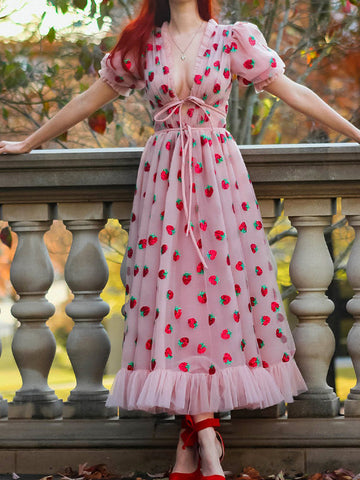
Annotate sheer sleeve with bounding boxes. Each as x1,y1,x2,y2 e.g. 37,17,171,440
230,22,285,93
99,50,145,97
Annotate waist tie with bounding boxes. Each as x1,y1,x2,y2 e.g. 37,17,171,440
154,96,225,269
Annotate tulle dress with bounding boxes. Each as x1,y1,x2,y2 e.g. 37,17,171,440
99,19,307,414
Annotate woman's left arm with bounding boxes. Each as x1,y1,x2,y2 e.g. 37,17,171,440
264,75,360,143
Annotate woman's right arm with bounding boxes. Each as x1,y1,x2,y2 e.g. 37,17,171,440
0,78,118,154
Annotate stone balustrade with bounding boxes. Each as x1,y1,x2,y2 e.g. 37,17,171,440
0,143,360,474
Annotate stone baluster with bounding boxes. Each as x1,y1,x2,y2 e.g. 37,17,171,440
0,329,8,417
59,203,116,418
285,199,339,417
2,204,62,419
342,200,360,416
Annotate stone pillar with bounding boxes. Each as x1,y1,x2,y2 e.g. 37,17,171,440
285,199,339,417
0,329,8,417
342,200,360,416
59,203,116,418
2,204,62,419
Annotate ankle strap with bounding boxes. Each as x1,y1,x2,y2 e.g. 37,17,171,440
180,416,220,449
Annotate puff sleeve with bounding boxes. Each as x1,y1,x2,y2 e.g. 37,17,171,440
99,50,145,97
230,22,285,93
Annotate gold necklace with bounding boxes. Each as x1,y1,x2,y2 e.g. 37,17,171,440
168,22,205,61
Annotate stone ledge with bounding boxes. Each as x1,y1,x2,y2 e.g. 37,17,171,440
0,417,359,448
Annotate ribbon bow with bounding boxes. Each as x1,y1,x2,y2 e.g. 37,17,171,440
154,96,225,268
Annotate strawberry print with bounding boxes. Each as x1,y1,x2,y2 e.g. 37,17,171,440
221,329,232,339
223,353,232,365
148,234,158,245
178,337,189,348
239,222,247,233
158,269,168,279
220,295,231,305
282,352,290,363
205,185,214,197
215,230,225,240
244,59,255,69
198,343,207,354
103,22,305,413
209,275,219,285
198,291,207,304
249,357,260,367
179,362,190,372
271,302,280,312
140,306,150,317
200,220,207,231
188,318,198,329
165,347,173,359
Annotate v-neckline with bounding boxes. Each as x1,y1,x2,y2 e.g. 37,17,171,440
161,19,215,101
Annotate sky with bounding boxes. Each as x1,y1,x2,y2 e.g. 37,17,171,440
0,0,108,40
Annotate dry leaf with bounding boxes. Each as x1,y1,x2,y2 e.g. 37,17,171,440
309,474,323,480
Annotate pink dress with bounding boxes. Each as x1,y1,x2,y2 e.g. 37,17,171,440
100,19,307,414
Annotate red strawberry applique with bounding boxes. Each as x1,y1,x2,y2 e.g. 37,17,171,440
179,362,190,372
198,291,207,304
205,185,214,197
176,199,184,211
130,296,136,309
255,266,263,276
209,364,216,375
270,57,277,68
257,338,264,349
182,273,192,285
261,285,268,296
251,243,258,253
271,301,280,312
214,60,220,70
239,222,247,233
223,68,230,79
220,294,231,305
148,71,154,81
173,250,181,261
254,220,263,230
165,347,173,358
261,315,271,326
213,83,221,94
276,328,283,338
249,357,260,367
233,310,240,322
188,318,198,329
221,179,229,189
243,59,255,69
174,306,182,319
161,84,168,94
194,75,203,85
178,337,189,348
165,324,173,334
166,225,176,235
127,362,134,371
167,290,174,300
163,65,169,74
235,261,244,271
235,284,241,296
140,306,150,317
161,244,168,254
161,169,169,180
138,238,147,249
223,353,232,364
158,269,168,279
215,153,223,163
197,262,204,274
151,358,156,370
146,339,152,350
249,36,256,46
197,343,207,354
209,275,219,285
208,314,215,325
148,234,158,246
200,220,207,231
215,230,225,241
282,352,290,363
221,329,232,339
262,361,269,368
134,265,139,276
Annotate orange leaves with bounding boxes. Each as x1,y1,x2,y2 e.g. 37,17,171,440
88,110,107,135
60,462,115,479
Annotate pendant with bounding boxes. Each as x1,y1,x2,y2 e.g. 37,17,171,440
181,54,186,61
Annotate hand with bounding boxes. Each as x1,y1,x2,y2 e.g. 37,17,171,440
0,140,31,155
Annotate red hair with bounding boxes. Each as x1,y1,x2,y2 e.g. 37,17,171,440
109,0,217,75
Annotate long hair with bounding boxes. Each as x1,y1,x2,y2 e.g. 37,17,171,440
109,0,217,75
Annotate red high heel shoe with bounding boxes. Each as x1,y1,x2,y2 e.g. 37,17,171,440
193,417,225,480
169,415,202,480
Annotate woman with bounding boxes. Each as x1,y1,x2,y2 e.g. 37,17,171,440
1,0,359,478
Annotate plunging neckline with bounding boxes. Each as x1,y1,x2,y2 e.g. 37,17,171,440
161,19,216,102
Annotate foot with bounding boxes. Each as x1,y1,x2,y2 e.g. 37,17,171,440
197,427,224,478
172,428,199,474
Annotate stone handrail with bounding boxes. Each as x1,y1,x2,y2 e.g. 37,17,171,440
0,142,360,422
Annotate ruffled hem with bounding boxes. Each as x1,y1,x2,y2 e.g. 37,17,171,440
106,360,307,415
